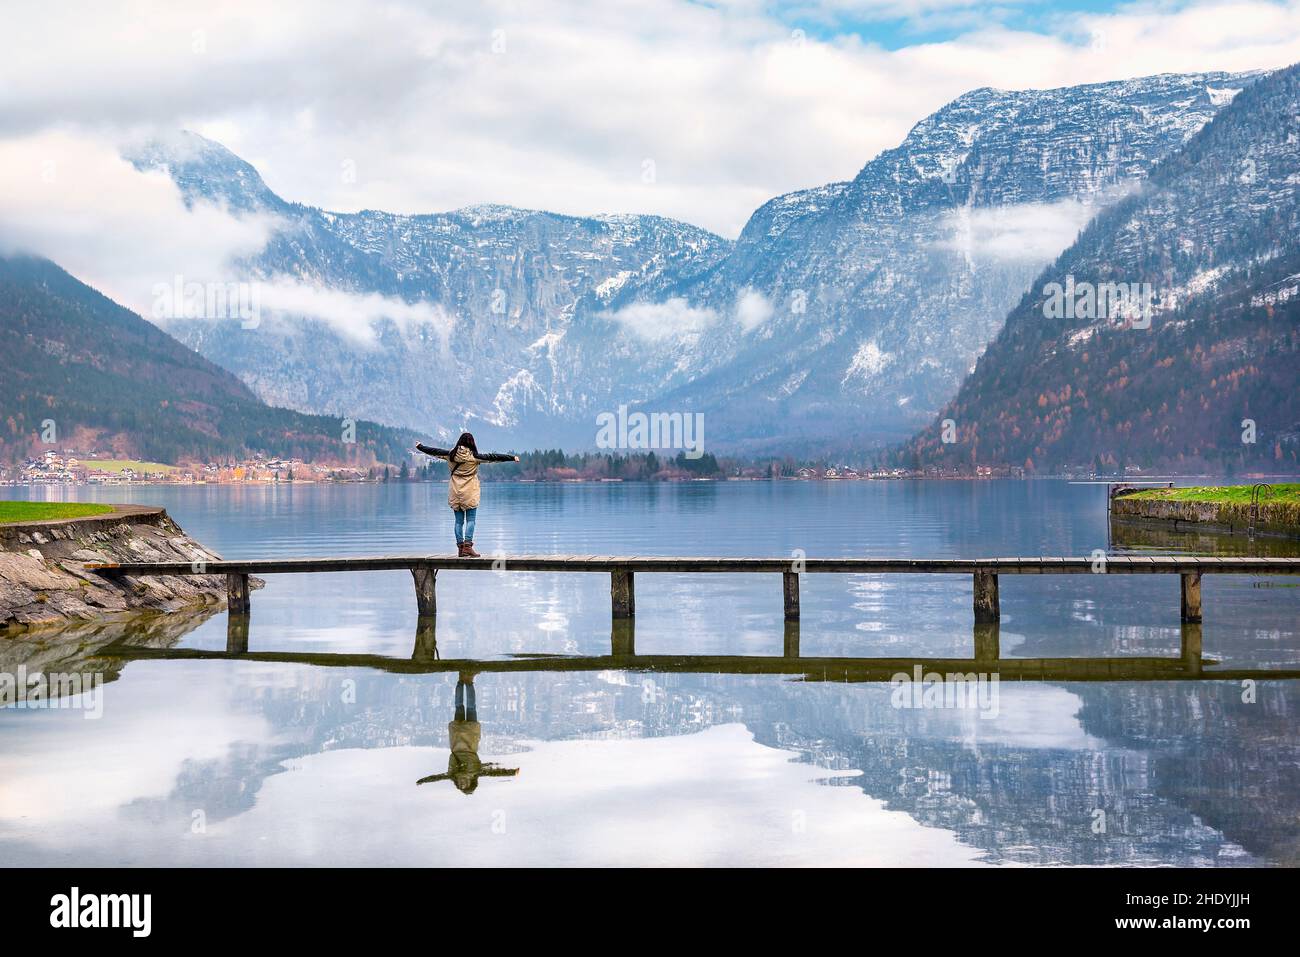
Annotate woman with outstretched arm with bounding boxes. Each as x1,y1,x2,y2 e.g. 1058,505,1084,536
416,672,520,795
415,432,519,557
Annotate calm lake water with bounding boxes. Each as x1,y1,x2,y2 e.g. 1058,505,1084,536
2,480,1297,866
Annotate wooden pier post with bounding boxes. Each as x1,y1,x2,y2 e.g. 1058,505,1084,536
783,621,801,658
611,568,635,619
782,571,800,621
1180,622,1203,675
1180,571,1202,623
412,616,438,662
973,570,1000,623
411,565,437,618
226,614,249,654
611,618,635,657
973,622,1000,662
227,573,251,615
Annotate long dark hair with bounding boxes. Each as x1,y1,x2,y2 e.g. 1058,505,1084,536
450,431,479,460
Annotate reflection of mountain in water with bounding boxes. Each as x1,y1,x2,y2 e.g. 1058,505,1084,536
799,689,1284,866
720,676,1285,866
1075,683,1298,865
101,634,1296,865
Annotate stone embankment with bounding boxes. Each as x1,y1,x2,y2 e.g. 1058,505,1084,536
1110,491,1300,539
1,505,242,632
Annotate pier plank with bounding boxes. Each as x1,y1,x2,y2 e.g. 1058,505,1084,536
86,554,1300,575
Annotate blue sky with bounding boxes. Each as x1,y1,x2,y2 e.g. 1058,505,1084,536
763,0,1144,48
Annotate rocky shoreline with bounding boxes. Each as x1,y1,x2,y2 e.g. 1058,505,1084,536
0,505,241,633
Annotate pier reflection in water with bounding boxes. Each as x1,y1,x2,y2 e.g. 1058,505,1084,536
104,612,1294,685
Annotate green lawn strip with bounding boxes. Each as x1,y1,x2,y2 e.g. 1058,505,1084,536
0,501,116,525
1125,484,1300,504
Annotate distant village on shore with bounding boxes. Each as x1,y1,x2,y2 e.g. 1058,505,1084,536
3,450,368,486
9,446,1296,486
2,446,1117,486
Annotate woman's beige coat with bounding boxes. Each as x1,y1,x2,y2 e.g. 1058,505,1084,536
447,445,484,510
415,442,515,510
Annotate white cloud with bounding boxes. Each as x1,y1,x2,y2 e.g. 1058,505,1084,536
0,129,277,311
0,1,1296,238
735,287,775,331
256,280,456,348
602,297,719,341
605,287,770,343
934,196,1109,263
0,129,453,346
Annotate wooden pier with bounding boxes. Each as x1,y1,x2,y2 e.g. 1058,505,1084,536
87,554,1300,627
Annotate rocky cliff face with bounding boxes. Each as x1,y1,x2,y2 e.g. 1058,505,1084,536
903,63,1300,472
0,506,235,631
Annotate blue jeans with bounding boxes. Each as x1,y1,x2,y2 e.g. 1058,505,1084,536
454,507,477,543
455,679,477,722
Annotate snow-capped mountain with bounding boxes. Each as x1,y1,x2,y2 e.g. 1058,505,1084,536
135,70,1262,452
554,70,1264,452
134,131,729,444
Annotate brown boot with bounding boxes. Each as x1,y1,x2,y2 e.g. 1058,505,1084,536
463,540,481,558
456,540,468,557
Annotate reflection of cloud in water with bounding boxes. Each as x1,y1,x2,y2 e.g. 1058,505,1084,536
994,628,1028,656
849,577,893,593
530,592,570,635
849,576,890,634
219,725,988,867
1070,598,1099,623
954,686,1104,751
0,662,271,826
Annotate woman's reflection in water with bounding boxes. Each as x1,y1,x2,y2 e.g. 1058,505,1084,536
417,672,519,795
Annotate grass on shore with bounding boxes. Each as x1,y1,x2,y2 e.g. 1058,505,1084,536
0,501,116,524
81,459,178,474
1125,484,1300,504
